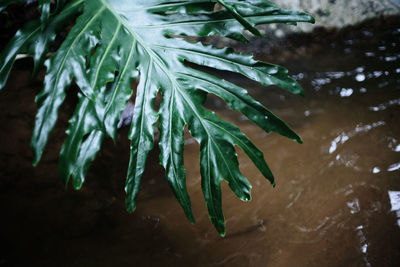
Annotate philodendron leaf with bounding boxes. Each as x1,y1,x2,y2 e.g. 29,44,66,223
0,0,314,236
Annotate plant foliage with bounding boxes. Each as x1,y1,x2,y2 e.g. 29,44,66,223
0,0,314,236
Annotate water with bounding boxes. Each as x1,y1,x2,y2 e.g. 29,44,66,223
0,25,399,266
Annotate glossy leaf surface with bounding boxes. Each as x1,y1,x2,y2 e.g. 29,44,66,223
0,0,314,236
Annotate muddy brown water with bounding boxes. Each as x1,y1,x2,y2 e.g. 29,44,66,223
1,25,400,267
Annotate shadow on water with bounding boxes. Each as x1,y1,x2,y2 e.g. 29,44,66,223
1,20,400,267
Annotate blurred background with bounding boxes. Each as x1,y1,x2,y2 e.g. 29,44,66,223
0,1,400,266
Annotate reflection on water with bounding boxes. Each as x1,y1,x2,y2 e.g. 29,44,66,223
388,163,400,172
388,191,400,227
369,98,400,111
328,121,386,154
1,24,400,267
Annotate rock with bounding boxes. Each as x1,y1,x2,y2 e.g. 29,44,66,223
266,0,400,34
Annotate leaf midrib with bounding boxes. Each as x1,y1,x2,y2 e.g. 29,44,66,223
206,140,219,223
90,21,122,98
103,39,136,117
63,98,91,179
74,131,98,170
72,130,103,184
177,72,260,112
167,93,187,210
2,26,39,69
131,58,153,179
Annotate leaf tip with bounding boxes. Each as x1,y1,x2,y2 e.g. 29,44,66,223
240,193,252,202
126,199,137,214
244,197,251,202
30,138,44,167
215,220,226,237
183,206,196,224
126,206,136,214
32,154,42,167
72,181,83,191
291,133,303,144
188,215,196,224
309,15,316,24
297,136,304,144
216,220,226,237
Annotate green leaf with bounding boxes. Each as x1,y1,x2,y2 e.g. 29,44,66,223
32,0,83,75
0,20,40,90
31,0,102,165
0,0,83,89
217,0,263,37
0,0,314,236
39,0,52,26
178,69,302,143
59,94,104,189
125,58,159,213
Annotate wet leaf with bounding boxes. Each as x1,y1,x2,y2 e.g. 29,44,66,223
0,0,314,236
